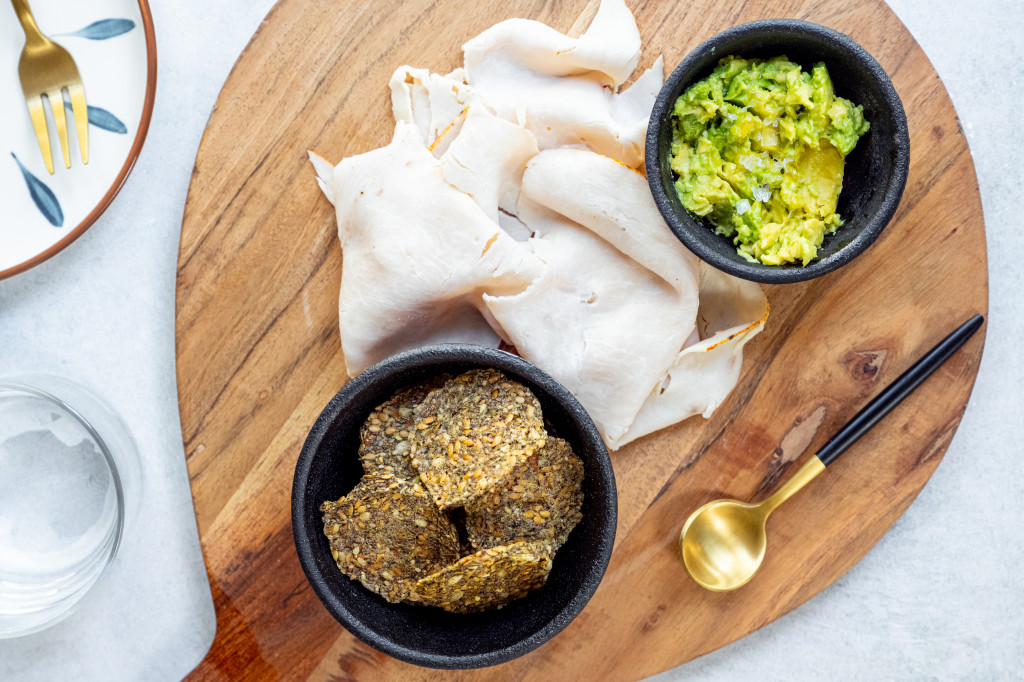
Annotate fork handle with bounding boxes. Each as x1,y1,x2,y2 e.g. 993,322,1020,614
10,0,48,45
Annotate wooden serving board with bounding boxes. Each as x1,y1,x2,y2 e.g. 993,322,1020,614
175,0,987,679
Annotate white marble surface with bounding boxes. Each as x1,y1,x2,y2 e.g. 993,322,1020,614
0,0,1021,679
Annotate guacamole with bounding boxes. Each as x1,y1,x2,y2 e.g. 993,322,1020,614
669,55,870,266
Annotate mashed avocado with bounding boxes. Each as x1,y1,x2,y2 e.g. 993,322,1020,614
670,55,870,266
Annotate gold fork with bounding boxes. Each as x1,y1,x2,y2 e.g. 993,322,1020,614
11,0,89,174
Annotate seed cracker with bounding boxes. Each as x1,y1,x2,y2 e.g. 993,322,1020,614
408,540,553,613
410,369,547,509
359,376,449,482
320,472,460,603
464,437,584,552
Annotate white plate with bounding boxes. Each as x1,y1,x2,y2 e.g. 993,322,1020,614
0,0,155,278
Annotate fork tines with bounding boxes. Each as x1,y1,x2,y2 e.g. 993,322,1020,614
27,84,89,175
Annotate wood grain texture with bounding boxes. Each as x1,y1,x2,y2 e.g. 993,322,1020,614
175,0,988,679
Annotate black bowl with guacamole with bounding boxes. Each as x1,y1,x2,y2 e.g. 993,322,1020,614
646,19,910,284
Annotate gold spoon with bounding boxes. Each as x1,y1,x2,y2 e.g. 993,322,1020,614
680,314,984,592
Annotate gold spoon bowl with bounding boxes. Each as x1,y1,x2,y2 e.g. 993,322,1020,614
680,458,824,591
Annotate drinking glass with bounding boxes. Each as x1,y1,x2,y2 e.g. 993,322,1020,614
0,375,139,638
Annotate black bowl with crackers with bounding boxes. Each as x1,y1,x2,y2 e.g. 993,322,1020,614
292,344,616,669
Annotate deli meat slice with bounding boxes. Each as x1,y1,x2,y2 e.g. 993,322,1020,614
520,148,700,295
388,66,479,157
504,148,766,449
462,0,657,168
314,122,544,377
485,198,694,447
439,105,539,226
618,263,769,448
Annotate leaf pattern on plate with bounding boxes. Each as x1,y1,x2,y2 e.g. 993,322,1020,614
11,153,64,228
60,18,136,40
64,102,128,134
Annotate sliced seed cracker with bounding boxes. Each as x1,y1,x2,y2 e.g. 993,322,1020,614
320,472,460,603
465,437,584,552
408,540,553,613
410,369,547,509
359,376,449,482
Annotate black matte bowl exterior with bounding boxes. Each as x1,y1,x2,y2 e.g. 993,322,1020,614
292,345,616,669
646,19,910,284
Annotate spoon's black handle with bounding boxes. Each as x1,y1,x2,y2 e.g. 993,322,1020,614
816,314,984,466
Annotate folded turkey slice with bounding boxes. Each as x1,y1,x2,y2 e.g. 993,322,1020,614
509,148,766,449
389,66,480,156
462,0,661,167
439,104,539,227
311,121,544,377
521,148,700,294
466,0,640,87
485,198,695,446
617,263,769,448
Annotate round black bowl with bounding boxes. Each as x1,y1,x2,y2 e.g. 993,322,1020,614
646,19,910,284
292,345,617,669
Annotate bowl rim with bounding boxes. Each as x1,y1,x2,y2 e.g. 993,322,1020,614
645,17,910,284
291,344,617,669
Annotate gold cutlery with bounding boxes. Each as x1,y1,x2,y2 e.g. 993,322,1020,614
11,0,89,174
680,314,984,591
